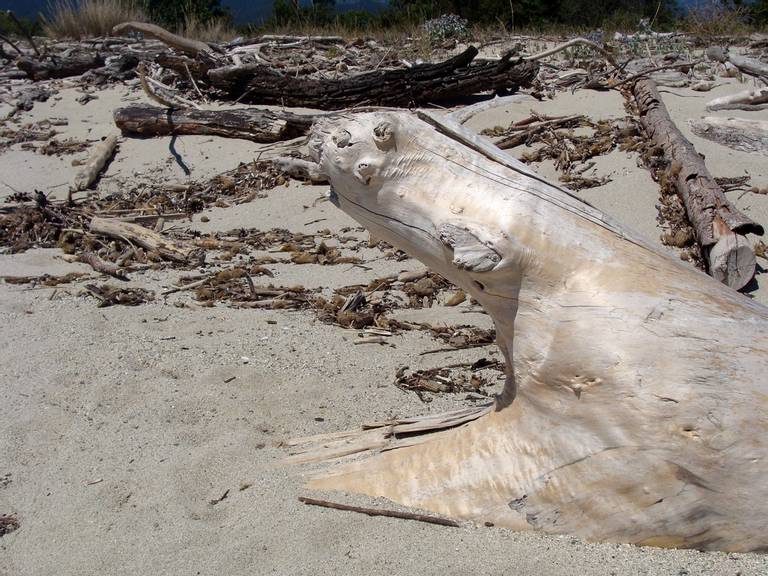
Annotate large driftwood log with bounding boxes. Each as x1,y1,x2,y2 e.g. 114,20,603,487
633,79,762,289
207,47,538,109
17,52,104,81
113,105,313,142
288,110,768,552
706,87,768,111
690,116,768,155
89,217,200,263
707,46,768,80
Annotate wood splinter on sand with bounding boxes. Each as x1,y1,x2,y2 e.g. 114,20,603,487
633,79,763,290
71,133,119,194
286,110,768,552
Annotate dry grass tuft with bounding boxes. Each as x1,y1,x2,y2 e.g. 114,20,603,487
178,13,237,43
682,0,751,37
43,0,145,39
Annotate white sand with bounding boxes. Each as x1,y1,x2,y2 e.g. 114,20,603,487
2,71,768,576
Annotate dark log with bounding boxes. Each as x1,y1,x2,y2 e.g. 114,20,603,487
17,52,105,81
207,47,538,110
113,105,314,142
633,79,763,289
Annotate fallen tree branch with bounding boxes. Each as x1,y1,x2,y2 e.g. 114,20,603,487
76,251,128,280
525,37,618,69
113,21,213,57
298,496,460,527
114,105,313,143
633,79,762,289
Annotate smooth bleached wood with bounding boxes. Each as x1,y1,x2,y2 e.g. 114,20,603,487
706,87,768,111
71,134,119,192
689,116,768,156
291,110,768,552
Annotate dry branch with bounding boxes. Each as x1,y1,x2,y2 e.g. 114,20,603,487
89,217,200,263
633,79,762,289
298,496,460,528
114,105,313,143
71,134,119,192
112,22,213,57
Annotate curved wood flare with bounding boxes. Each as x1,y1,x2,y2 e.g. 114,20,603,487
298,111,768,552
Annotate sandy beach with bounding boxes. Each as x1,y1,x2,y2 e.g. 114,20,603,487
3,44,768,575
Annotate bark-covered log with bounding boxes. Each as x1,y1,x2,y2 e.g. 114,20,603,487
114,105,314,142
690,116,768,155
17,52,104,81
633,79,762,288
207,47,538,110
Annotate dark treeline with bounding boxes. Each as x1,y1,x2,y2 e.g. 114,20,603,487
268,0,768,31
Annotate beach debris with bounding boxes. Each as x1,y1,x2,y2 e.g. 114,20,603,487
114,105,314,143
298,496,460,528
633,79,762,289
394,364,492,400
707,46,768,82
89,217,201,263
689,117,768,156
706,87,768,112
71,133,119,193
83,283,154,307
0,514,20,537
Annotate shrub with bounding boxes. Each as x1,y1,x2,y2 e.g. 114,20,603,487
43,0,145,39
421,14,470,43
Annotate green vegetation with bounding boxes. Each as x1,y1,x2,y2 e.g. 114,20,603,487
3,0,766,41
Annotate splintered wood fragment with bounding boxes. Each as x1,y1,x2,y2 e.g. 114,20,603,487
298,496,460,528
114,105,313,143
89,217,200,263
633,79,762,289
689,117,768,156
71,134,119,192
113,21,213,56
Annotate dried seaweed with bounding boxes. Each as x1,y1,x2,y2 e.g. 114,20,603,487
84,283,154,307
